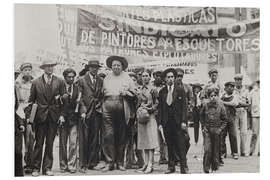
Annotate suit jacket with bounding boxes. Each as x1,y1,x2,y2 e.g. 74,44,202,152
27,75,65,124
77,73,103,119
61,83,80,126
157,84,187,127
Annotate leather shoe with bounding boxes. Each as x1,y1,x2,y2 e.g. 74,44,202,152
32,171,39,177
117,165,126,171
69,169,76,173
181,167,189,174
79,167,87,173
165,168,175,174
44,170,54,176
102,164,114,172
144,166,153,174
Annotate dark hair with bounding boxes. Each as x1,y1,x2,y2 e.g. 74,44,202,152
141,69,152,77
207,87,219,97
63,68,77,78
175,68,184,74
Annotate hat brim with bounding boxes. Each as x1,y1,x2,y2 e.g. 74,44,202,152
39,63,57,69
106,56,128,70
161,68,177,80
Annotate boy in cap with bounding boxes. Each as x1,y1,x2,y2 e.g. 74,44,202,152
15,62,34,174
220,82,239,160
200,87,227,173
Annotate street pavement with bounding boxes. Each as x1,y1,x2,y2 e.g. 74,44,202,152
25,127,259,176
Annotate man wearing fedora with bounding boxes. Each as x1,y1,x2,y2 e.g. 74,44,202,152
15,62,34,174
157,68,189,174
58,68,80,173
77,60,104,172
102,55,137,172
26,59,65,176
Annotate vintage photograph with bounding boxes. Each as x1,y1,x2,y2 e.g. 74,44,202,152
14,4,260,176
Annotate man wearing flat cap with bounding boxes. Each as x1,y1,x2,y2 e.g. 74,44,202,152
77,60,104,172
58,68,80,173
200,68,221,104
15,62,34,174
157,68,189,174
102,55,137,172
234,74,250,157
220,81,239,160
25,59,65,176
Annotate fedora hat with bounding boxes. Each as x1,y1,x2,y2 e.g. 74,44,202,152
39,59,57,69
161,68,177,80
87,60,102,68
106,56,128,70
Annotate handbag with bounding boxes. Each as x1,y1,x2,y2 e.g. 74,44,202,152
137,106,150,124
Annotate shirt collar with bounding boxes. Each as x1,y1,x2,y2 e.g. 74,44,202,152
167,84,174,91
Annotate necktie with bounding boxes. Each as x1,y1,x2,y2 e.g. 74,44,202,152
166,85,173,106
68,85,72,94
47,75,52,84
92,75,96,85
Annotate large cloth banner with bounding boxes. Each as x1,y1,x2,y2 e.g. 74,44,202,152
76,7,259,60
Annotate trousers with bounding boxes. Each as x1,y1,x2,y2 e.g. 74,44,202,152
235,109,248,154
250,117,260,154
32,115,58,172
59,124,78,171
220,119,238,156
78,112,101,168
102,97,127,166
203,127,220,172
24,124,35,169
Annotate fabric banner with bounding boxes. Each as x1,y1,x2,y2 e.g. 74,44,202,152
76,7,259,59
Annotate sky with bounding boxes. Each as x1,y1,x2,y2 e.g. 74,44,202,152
15,4,61,59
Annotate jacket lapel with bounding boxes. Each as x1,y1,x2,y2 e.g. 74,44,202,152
172,85,178,104
40,75,49,102
85,73,95,92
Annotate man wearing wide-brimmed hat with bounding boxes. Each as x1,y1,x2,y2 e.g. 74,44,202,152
25,59,66,176
77,59,104,173
102,55,137,172
157,68,189,174
234,73,250,157
15,62,35,174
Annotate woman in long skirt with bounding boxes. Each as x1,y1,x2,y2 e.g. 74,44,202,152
136,69,159,174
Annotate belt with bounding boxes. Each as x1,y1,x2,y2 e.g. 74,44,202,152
104,95,123,101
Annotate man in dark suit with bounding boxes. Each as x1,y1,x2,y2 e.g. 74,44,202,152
58,68,80,173
157,68,189,174
77,60,104,173
26,59,65,176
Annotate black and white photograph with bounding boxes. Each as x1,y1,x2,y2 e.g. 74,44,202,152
13,3,260,177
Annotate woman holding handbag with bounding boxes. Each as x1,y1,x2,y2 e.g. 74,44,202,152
136,69,159,174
